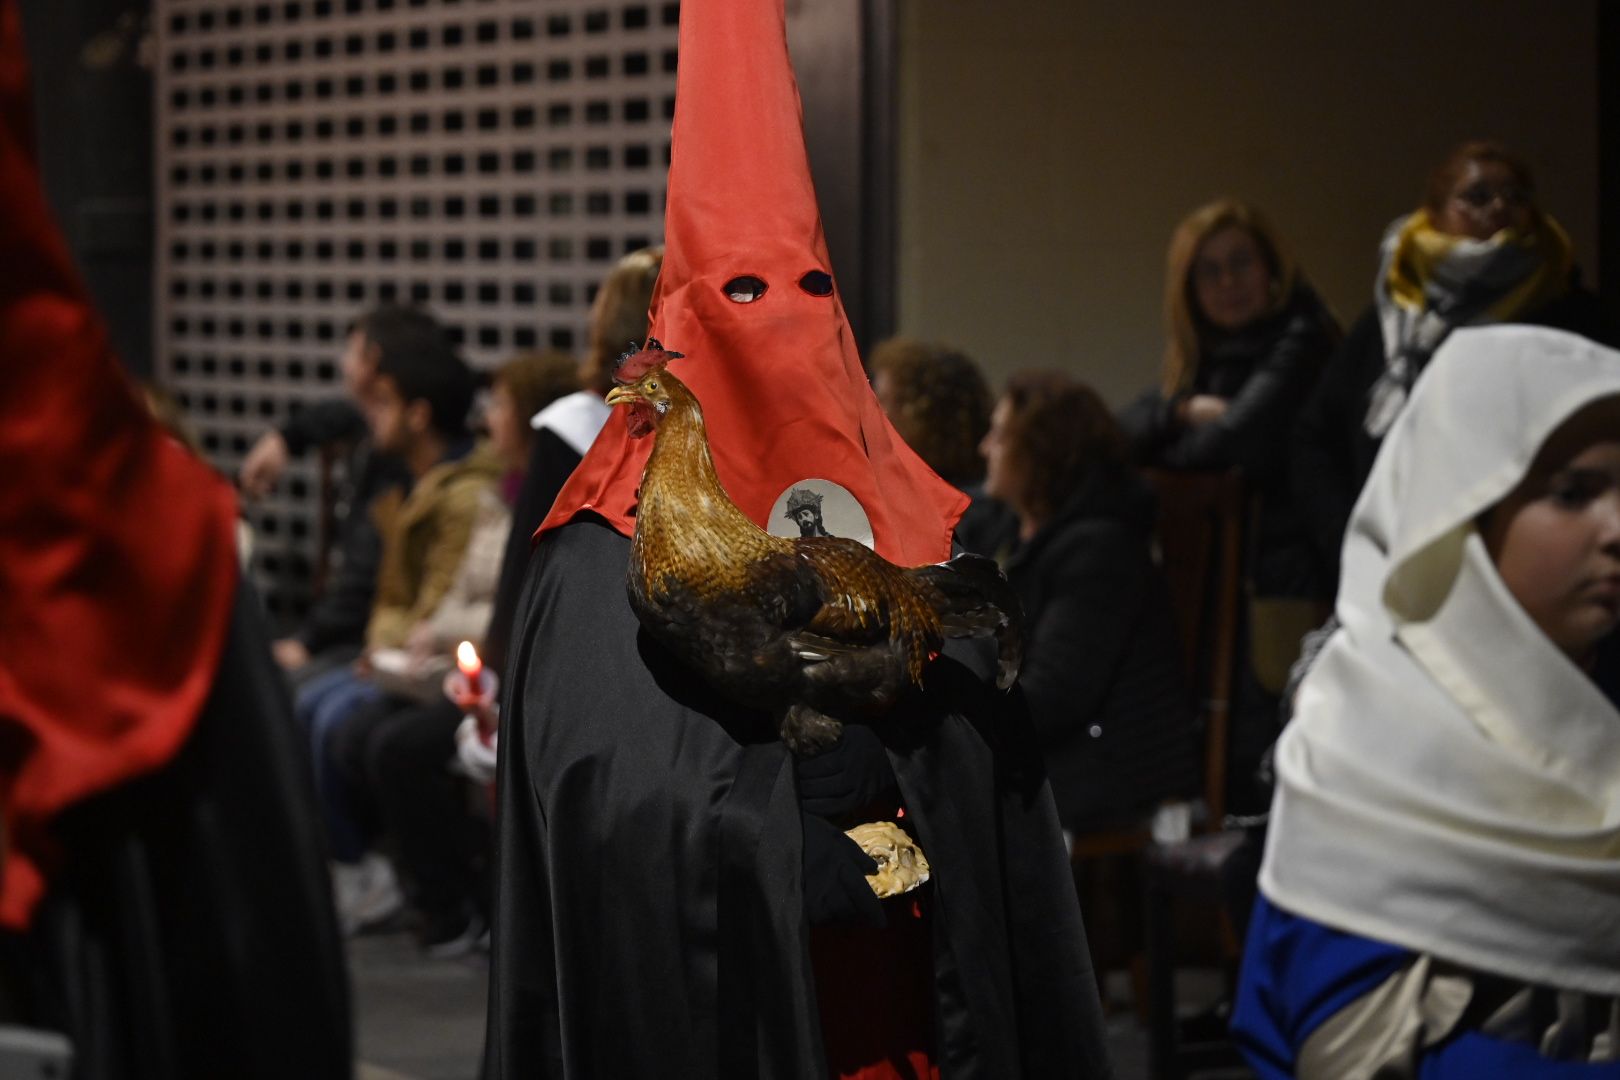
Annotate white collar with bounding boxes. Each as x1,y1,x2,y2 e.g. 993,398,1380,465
530,391,612,457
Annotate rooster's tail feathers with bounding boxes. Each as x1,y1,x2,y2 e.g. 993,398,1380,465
909,553,1024,690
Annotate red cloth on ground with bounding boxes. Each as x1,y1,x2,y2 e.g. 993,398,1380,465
537,0,965,569
0,0,239,928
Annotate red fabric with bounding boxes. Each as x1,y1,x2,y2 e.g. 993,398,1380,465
538,0,965,567
810,895,939,1080
0,0,239,929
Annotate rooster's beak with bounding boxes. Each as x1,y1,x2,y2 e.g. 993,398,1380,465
605,386,638,407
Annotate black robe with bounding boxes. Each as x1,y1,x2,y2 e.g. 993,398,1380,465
485,517,1112,1079
1,579,352,1079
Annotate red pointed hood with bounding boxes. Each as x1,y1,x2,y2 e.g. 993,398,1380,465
539,0,964,566
0,0,238,928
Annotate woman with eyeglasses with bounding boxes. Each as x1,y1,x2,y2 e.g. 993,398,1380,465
1293,140,1614,598
1120,199,1341,811
1122,200,1340,485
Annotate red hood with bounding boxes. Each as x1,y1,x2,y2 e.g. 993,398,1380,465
0,0,239,928
538,0,964,567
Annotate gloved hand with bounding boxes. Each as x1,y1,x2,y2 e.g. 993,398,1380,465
801,812,886,929
794,723,897,820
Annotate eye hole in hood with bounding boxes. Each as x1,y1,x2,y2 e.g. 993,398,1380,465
799,270,833,296
724,275,768,303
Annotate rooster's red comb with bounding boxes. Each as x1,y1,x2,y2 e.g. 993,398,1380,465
612,338,685,384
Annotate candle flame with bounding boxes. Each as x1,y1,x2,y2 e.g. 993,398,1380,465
457,640,480,670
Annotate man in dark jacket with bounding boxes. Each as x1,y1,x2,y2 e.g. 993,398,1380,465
239,311,413,679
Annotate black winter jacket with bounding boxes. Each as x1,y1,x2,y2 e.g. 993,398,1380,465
958,469,1198,832
278,399,410,653
1119,284,1338,597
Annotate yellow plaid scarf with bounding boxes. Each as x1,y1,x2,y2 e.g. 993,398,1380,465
1364,210,1575,436
1384,209,1573,323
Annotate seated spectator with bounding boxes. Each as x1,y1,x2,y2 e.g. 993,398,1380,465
867,337,1005,556
329,349,580,951
239,309,412,683
1293,140,1615,597
973,371,1197,833
1120,198,1340,810
293,309,494,930
1234,326,1620,1077
868,337,992,490
1120,197,1338,602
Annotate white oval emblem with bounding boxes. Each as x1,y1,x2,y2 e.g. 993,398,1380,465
767,479,874,550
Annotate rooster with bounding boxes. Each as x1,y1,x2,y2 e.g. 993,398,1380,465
604,340,1023,754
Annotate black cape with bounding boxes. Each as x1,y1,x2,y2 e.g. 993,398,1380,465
485,517,1112,1078
2,579,351,1079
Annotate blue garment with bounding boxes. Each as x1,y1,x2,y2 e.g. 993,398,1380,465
1233,894,1620,1078
295,665,383,863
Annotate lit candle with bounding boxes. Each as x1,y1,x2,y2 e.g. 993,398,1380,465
456,640,483,683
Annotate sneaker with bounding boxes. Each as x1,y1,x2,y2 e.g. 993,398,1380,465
422,908,487,961
338,853,405,936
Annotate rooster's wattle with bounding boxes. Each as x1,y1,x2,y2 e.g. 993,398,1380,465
604,341,1023,754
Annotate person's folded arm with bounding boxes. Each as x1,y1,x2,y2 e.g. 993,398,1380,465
279,398,367,456
1156,315,1330,474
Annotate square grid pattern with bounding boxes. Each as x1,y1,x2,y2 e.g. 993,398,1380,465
154,0,678,621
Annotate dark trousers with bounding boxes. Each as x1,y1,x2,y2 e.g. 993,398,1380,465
331,697,487,924
0,580,352,1079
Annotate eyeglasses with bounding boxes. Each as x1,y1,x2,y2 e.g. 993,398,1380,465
1453,182,1530,210
1192,248,1259,285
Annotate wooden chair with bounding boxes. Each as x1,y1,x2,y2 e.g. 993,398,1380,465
1142,468,1247,829
1136,469,1255,1078
1067,469,1247,1014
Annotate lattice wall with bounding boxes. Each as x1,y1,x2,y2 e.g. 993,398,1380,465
154,0,677,623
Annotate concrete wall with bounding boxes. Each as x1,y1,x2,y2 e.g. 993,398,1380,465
895,2,1599,403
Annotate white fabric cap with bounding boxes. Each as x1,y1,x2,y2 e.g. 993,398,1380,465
1261,325,1620,995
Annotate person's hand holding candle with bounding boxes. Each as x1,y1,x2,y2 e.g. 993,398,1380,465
444,639,497,712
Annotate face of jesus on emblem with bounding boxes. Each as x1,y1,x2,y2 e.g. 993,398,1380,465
767,479,874,549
